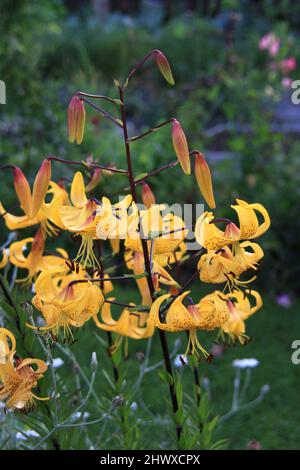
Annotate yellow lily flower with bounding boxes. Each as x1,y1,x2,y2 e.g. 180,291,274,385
150,291,229,358
9,229,69,286
195,199,270,251
58,172,132,267
0,328,48,411
125,203,188,267
94,298,154,352
221,289,263,343
31,269,104,338
198,241,264,287
0,249,8,269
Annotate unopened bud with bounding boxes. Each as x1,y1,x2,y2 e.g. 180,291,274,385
31,159,52,217
23,301,34,318
112,394,125,408
154,50,174,86
13,167,32,217
224,222,241,241
85,168,102,192
152,273,159,291
142,182,156,209
172,119,191,175
90,352,98,373
194,152,216,209
68,95,86,144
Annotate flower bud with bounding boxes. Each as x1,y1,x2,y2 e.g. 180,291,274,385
90,351,98,373
224,222,241,241
142,182,156,209
31,159,52,217
85,168,102,192
68,95,86,144
172,119,191,175
154,50,175,86
194,152,216,209
13,167,32,217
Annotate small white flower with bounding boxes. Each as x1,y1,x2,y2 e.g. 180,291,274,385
261,384,270,395
232,358,260,369
71,411,90,421
16,429,40,441
130,401,138,412
174,354,188,368
52,358,64,369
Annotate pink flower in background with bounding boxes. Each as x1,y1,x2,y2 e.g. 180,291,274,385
259,32,280,57
276,293,292,308
281,77,293,89
280,57,296,74
247,440,262,450
211,343,225,358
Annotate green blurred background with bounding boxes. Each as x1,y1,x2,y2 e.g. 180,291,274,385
1,0,300,449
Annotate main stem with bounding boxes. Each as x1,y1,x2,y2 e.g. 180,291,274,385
118,86,181,441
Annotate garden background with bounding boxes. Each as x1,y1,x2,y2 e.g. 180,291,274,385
0,0,300,450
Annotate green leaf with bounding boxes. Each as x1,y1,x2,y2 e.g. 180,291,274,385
158,369,174,386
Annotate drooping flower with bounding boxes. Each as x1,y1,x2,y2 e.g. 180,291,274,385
198,241,264,287
94,298,154,353
150,291,229,358
30,269,104,338
195,199,270,251
68,95,86,144
154,50,175,86
221,289,263,343
56,171,132,267
0,328,48,411
172,119,191,175
194,152,216,209
9,228,69,286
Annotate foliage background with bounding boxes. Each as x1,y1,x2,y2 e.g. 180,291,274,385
0,0,300,450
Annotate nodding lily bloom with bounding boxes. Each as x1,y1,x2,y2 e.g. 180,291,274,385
57,172,132,267
150,291,229,359
0,249,8,269
125,204,188,267
195,199,270,251
0,328,48,411
198,241,264,287
94,298,154,353
221,289,263,344
30,269,104,338
125,251,180,306
9,229,69,286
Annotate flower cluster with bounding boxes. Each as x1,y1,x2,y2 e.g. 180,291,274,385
0,50,270,417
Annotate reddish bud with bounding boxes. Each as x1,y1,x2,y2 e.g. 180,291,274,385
154,50,175,86
152,273,159,291
187,304,201,320
172,119,191,175
142,182,156,209
194,152,216,209
85,168,102,192
224,222,241,241
169,286,180,296
68,95,86,144
31,159,51,217
13,167,32,217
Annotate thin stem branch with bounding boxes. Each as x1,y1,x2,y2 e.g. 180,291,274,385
128,118,174,143
77,91,118,106
118,85,182,443
81,97,123,128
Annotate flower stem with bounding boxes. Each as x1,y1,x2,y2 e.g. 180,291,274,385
117,85,181,442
